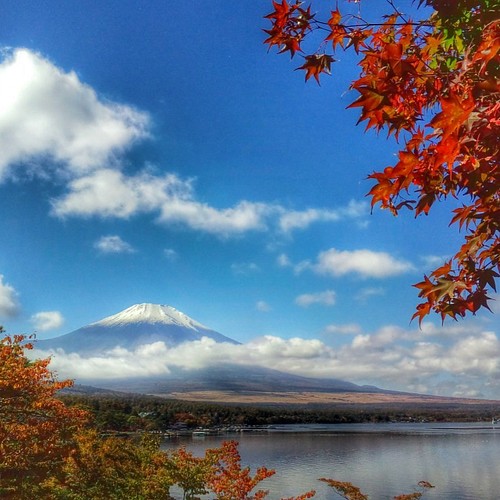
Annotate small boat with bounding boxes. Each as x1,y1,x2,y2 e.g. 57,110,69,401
192,430,207,436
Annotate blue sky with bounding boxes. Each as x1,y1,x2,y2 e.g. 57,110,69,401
1,1,499,398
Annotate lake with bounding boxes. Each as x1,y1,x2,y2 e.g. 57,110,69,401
161,422,500,499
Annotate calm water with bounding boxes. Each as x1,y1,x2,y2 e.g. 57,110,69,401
161,422,500,499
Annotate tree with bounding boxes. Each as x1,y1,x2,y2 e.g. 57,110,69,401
206,440,276,499
165,446,214,499
48,431,173,499
264,0,499,323
0,330,89,498
206,440,316,500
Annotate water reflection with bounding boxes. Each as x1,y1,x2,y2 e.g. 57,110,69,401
161,423,500,499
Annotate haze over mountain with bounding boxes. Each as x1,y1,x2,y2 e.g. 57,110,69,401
35,303,385,395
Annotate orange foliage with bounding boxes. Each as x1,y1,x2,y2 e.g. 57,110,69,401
167,445,214,498
207,440,316,499
48,431,172,499
206,440,276,499
0,330,89,497
264,0,499,323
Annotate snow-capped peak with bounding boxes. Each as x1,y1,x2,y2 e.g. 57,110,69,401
91,303,208,331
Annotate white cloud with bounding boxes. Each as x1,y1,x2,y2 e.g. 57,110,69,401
52,167,369,237
163,248,178,261
256,300,271,312
278,200,368,233
36,342,173,379
445,332,500,374
31,311,64,331
300,248,414,278
0,49,148,181
419,320,478,339
33,322,500,398
52,168,273,236
52,169,177,219
324,323,362,335
247,335,326,360
295,290,336,307
279,208,340,232
94,235,135,254
159,198,272,235
0,275,20,318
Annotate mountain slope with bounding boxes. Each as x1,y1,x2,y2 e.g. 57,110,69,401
94,364,380,395
36,303,239,355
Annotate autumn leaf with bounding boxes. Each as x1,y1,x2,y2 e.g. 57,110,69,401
345,29,372,53
326,9,348,49
472,20,500,74
430,92,475,140
264,0,292,28
411,301,432,326
296,54,335,83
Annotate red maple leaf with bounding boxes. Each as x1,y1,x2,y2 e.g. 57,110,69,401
296,54,335,83
430,91,475,140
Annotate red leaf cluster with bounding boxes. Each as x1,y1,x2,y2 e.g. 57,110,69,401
265,0,500,322
264,1,315,58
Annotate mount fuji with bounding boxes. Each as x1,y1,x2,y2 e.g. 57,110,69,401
36,303,239,355
36,303,386,396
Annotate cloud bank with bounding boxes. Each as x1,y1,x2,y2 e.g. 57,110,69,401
52,168,369,237
34,320,500,399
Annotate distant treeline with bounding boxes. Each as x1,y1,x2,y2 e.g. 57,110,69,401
60,393,500,432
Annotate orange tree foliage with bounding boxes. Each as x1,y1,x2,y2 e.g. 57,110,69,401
170,440,315,499
206,440,277,499
0,330,89,498
46,431,173,499
264,0,499,323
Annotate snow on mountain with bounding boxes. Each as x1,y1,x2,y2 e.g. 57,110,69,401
36,303,239,355
93,303,209,330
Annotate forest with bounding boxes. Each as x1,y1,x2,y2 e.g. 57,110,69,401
60,392,500,433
